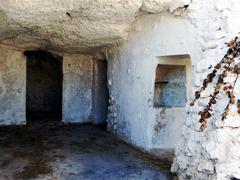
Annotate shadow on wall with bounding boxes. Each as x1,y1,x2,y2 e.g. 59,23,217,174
92,60,109,125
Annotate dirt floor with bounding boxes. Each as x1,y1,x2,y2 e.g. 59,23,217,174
0,118,176,180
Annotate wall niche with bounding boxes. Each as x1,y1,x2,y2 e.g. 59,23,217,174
153,55,191,108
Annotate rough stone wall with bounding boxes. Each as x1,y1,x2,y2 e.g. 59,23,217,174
172,0,240,179
62,54,94,123
0,45,26,125
92,60,109,124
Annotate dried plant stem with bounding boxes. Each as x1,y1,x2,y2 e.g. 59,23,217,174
191,37,240,131
232,74,239,90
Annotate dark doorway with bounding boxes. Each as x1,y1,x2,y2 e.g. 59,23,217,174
25,50,63,124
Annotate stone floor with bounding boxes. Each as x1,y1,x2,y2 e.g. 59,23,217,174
0,118,175,180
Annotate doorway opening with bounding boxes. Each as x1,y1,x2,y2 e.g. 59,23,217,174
25,50,63,124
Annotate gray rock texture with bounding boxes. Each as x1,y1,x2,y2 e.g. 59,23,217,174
0,0,190,53
62,54,93,123
0,45,26,125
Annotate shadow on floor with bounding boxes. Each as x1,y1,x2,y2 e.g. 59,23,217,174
0,121,176,180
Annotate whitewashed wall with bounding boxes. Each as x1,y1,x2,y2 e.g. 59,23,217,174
107,15,199,151
0,45,26,125
108,1,240,178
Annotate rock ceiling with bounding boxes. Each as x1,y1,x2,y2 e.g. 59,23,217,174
0,0,190,53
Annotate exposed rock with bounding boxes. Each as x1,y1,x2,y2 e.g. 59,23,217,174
0,0,190,54
141,0,191,13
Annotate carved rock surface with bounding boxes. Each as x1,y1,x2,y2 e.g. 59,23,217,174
0,0,189,53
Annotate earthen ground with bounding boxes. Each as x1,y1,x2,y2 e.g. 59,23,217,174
0,117,175,180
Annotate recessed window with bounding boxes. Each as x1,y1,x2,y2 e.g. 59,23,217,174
153,64,187,107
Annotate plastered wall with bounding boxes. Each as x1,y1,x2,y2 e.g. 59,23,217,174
107,15,196,155
0,45,26,125
62,54,94,123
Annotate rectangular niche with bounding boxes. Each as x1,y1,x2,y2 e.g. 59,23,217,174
153,55,191,108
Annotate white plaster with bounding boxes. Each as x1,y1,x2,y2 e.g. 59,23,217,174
107,15,197,151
